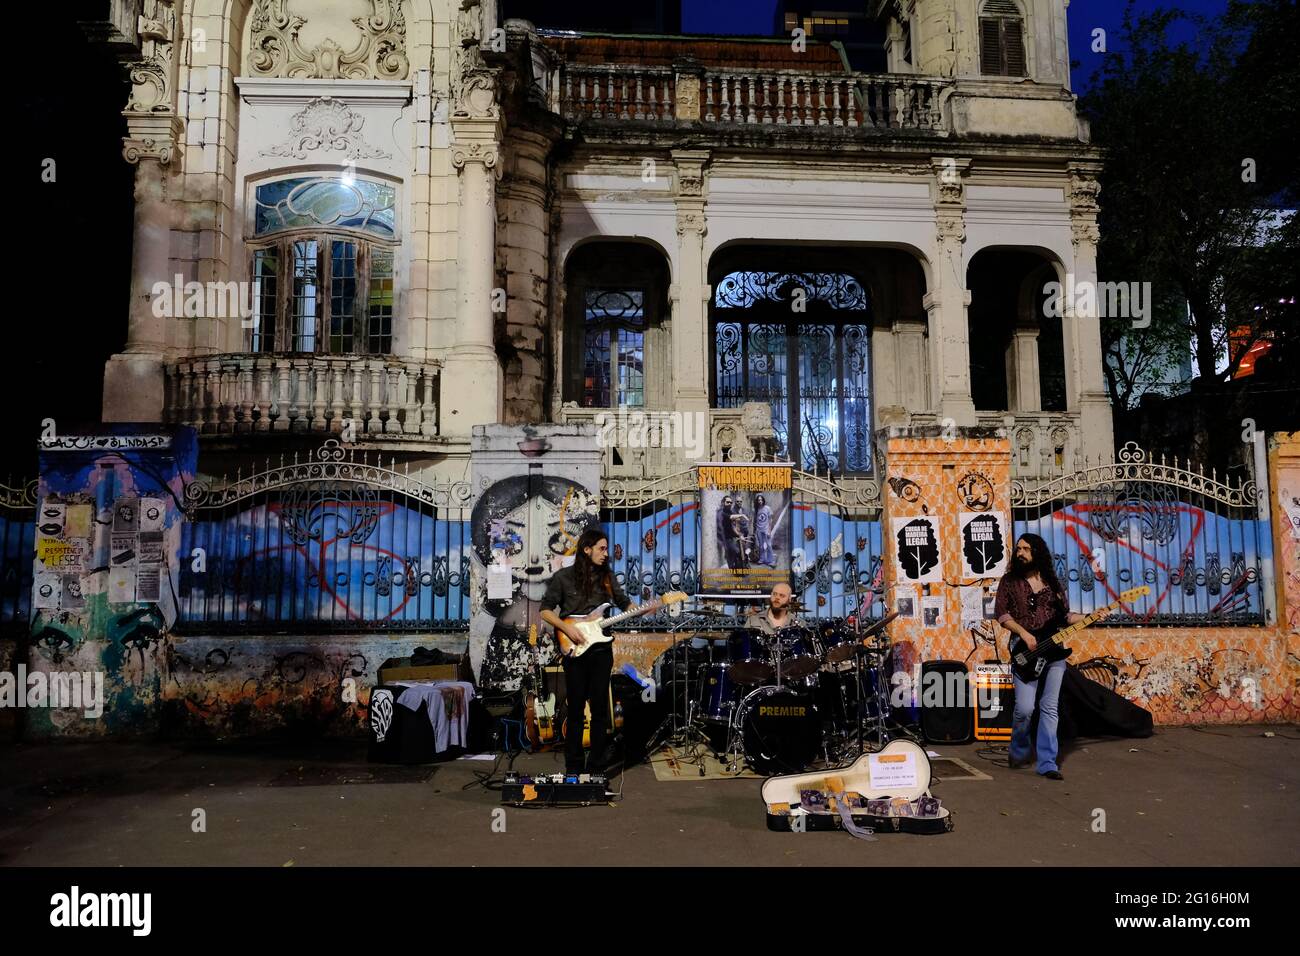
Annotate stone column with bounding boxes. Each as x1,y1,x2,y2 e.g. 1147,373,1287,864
102,3,184,423
1006,326,1042,412
441,120,505,434
498,127,557,424
1065,162,1113,462
926,157,975,425
672,150,710,413
893,317,929,414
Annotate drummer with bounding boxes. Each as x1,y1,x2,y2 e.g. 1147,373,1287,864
747,581,800,635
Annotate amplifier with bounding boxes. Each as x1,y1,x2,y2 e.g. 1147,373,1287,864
974,663,1014,741
502,772,609,807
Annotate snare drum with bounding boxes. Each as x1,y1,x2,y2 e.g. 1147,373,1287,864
769,625,822,680
726,628,773,685
736,684,821,775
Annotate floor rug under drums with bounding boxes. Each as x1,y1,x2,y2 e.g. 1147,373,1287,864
649,747,762,781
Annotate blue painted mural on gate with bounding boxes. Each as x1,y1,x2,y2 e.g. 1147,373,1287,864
177,501,472,630
1015,502,1272,624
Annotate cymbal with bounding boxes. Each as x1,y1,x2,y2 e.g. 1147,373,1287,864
858,609,901,639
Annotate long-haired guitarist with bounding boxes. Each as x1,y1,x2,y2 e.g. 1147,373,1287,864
994,533,1084,781
539,527,631,775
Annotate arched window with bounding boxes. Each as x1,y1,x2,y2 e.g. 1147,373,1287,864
979,0,1027,77
712,270,872,473
247,175,398,355
564,243,670,408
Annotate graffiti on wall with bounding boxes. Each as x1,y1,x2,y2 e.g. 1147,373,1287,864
28,426,197,735
468,473,601,690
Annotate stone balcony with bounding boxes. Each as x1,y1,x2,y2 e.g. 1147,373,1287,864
556,402,776,479
164,354,441,439
974,410,1087,481
555,64,952,133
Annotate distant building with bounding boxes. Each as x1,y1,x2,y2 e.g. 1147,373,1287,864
501,0,682,34
775,2,888,71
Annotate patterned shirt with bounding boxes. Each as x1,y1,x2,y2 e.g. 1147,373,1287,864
994,576,1069,634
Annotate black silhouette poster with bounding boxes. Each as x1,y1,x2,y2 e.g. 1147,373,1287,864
892,516,942,584
959,511,1008,579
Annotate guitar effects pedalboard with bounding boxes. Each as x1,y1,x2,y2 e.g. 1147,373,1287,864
501,772,610,806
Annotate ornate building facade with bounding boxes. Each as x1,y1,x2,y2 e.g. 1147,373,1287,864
92,0,1111,485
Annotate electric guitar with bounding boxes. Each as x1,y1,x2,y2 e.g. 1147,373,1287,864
1009,586,1150,681
556,591,689,659
524,623,556,747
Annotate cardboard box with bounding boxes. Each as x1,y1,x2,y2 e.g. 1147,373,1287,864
378,654,472,685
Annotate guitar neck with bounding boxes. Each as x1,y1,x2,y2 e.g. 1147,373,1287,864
1041,600,1124,646
601,600,662,629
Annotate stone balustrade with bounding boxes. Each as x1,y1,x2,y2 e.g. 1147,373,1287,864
164,354,441,437
558,64,951,132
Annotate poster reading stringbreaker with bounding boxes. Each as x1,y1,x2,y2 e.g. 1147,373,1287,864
698,463,793,595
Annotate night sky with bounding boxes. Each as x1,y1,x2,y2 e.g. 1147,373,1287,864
681,0,1234,94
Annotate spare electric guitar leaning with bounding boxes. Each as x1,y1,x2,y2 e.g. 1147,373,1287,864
556,591,689,659
524,623,556,747
1009,585,1150,682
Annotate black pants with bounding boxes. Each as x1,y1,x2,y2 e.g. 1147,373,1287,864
562,643,612,773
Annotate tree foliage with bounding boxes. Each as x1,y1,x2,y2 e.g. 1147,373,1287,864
1082,0,1298,408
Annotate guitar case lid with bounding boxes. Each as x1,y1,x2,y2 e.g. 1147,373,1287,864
760,739,952,834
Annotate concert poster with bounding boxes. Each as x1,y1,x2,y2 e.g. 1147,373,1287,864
697,463,793,596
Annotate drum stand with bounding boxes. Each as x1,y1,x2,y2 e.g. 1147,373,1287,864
831,615,923,763
645,612,718,768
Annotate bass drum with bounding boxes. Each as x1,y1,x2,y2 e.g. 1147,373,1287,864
736,685,821,776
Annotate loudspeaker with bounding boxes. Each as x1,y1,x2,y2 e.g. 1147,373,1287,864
919,660,973,744
973,663,1014,742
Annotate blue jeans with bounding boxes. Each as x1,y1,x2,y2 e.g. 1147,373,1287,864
1011,659,1066,773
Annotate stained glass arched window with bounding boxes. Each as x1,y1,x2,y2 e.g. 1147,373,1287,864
247,176,397,355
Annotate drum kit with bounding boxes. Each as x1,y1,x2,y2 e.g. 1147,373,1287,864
650,604,912,775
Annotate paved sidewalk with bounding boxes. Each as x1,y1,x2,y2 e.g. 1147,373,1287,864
1,726,1295,866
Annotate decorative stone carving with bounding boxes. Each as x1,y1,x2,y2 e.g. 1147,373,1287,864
248,0,409,81
451,142,499,169
676,210,706,236
1068,168,1101,213
935,212,965,242
260,97,392,160
121,1,183,166
677,171,704,197
122,135,176,164
455,69,501,119
1071,219,1101,247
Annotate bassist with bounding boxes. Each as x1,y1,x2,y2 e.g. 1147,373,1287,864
994,533,1083,781
539,528,631,775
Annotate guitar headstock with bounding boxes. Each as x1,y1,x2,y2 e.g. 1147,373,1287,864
1119,586,1151,603
661,591,689,606
528,623,538,647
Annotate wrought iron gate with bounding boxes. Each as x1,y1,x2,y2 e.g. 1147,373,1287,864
178,441,473,632
1011,443,1272,626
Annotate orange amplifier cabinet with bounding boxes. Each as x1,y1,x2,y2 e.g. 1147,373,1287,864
973,663,1014,742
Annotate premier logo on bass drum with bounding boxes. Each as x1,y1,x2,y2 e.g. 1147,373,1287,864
759,706,807,717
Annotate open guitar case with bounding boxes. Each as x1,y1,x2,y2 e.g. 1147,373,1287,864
761,739,953,834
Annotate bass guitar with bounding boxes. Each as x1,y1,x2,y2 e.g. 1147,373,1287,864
1009,585,1149,681
557,591,688,659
